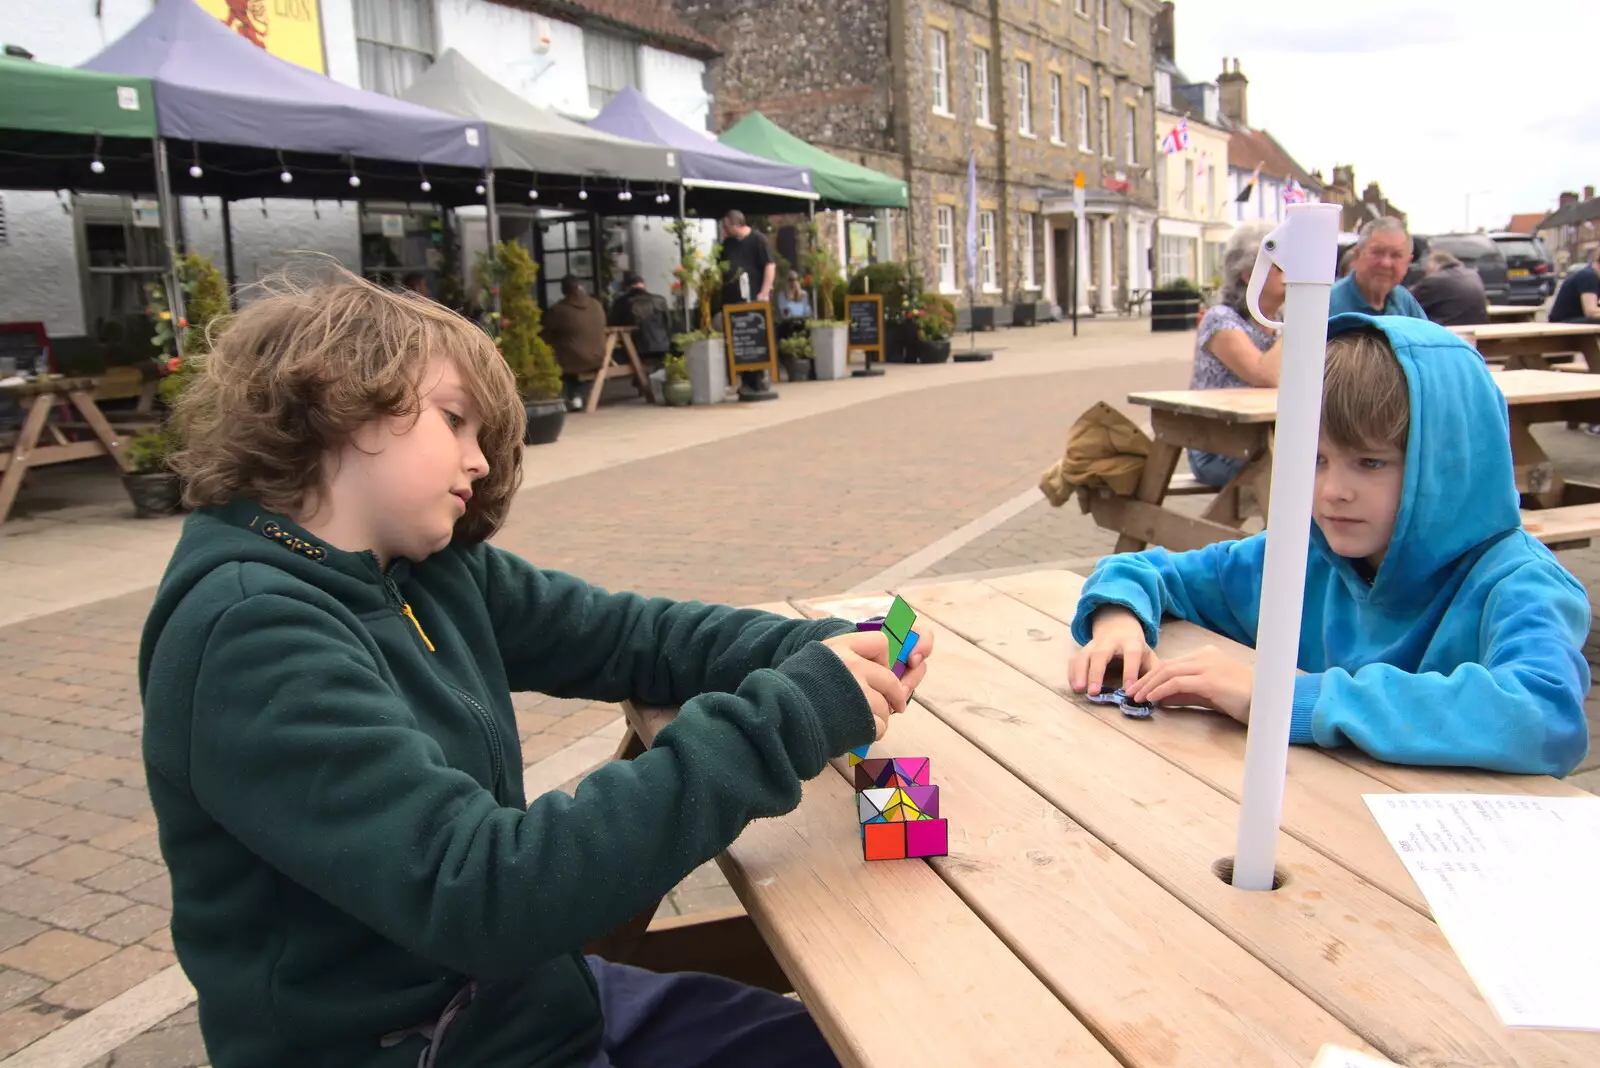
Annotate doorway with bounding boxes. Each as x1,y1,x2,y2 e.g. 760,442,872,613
1052,222,1074,311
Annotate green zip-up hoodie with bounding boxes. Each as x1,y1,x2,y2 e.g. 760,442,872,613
138,500,872,1068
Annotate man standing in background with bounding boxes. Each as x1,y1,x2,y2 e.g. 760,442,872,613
718,210,777,397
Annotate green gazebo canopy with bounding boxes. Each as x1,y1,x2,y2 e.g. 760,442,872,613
0,56,156,138
719,111,906,210
0,56,159,193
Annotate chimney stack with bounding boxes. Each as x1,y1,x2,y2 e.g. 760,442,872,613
1586,185,1596,201
1559,191,1579,208
1217,58,1248,127
1154,2,1175,64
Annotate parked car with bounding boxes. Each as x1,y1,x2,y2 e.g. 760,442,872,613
1485,231,1556,305
1405,233,1510,305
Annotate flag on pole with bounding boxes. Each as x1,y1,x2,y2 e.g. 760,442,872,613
1158,118,1190,155
1283,178,1307,205
965,152,978,287
1234,163,1262,204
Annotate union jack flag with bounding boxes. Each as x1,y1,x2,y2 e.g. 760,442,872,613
1283,178,1308,205
1159,119,1190,155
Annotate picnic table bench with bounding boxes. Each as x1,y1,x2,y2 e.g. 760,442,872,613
576,326,655,413
593,569,1597,1067
1095,370,1600,553
1449,321,1600,371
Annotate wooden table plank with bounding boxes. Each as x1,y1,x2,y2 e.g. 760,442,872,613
898,576,1427,915
792,595,1384,1068
617,605,1119,1068
1448,322,1600,341
821,587,1597,1065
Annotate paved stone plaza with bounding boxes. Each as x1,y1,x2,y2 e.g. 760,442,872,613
1,319,1596,1066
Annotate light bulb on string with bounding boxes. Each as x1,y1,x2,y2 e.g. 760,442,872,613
420,179,432,193
189,164,203,179
475,183,486,196
348,173,361,188
528,188,539,200
280,170,293,184
90,158,105,174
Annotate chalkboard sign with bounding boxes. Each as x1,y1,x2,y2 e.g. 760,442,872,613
847,295,882,350
722,302,777,378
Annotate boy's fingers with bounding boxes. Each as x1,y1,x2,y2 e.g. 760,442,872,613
909,628,936,665
861,661,907,716
899,658,929,694
1121,642,1150,686
1085,645,1111,695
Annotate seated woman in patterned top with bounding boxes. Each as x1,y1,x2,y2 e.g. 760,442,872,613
1186,220,1284,487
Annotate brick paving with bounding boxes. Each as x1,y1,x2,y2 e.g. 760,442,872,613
0,324,1192,1063
5,328,1600,1062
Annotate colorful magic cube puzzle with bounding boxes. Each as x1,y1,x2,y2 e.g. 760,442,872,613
854,596,921,679
851,751,948,860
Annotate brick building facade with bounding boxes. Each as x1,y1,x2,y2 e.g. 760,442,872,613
673,0,1159,313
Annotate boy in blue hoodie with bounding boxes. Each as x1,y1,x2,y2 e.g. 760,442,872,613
1068,314,1591,777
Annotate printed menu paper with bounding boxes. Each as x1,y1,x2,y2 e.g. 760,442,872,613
1364,793,1600,1030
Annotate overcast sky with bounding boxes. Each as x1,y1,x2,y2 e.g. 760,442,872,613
1170,0,1599,234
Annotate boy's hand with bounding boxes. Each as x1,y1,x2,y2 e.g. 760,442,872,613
1123,645,1253,724
821,629,935,740
1069,606,1157,696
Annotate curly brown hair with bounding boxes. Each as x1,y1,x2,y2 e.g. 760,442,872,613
173,266,525,543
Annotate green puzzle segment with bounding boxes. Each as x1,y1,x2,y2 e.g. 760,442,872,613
883,596,916,643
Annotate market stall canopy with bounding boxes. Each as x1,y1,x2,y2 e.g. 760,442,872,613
0,56,159,192
719,111,906,210
589,87,815,215
79,0,490,203
401,50,678,189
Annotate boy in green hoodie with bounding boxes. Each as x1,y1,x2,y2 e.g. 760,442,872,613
138,269,933,1068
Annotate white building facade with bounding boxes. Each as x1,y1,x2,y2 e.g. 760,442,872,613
0,0,714,352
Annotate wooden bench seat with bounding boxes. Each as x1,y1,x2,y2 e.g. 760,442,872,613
1164,473,1218,496
1521,504,1600,549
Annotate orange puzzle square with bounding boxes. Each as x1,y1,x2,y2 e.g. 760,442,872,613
863,821,906,861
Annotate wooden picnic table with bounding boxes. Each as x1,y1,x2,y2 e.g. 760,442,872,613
1449,321,1600,370
577,326,655,413
0,375,133,526
1098,370,1600,554
1485,305,1542,324
597,569,1598,1067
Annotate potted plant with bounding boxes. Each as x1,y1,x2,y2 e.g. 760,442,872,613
670,240,729,404
852,261,919,362
661,352,693,406
480,241,564,444
910,293,956,362
778,334,814,382
122,252,228,517
804,239,848,380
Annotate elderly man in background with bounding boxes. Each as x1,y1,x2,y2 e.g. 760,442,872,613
1410,250,1489,327
1328,217,1427,319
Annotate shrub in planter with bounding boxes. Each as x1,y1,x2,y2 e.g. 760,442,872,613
907,293,956,362
778,334,814,382
480,241,565,444
662,353,693,406
1150,279,1202,332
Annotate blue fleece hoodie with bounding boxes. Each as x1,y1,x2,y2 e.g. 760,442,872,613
1072,313,1592,777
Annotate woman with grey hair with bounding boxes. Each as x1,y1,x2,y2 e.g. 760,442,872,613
1186,220,1285,486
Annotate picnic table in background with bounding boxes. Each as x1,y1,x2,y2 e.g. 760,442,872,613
587,569,1599,1067
578,326,655,413
1449,321,1600,371
1094,370,1600,554
0,375,133,526
1485,305,1542,324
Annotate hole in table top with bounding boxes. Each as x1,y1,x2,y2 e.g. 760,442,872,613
1213,856,1287,891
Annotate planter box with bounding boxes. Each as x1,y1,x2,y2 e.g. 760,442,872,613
685,337,728,404
1012,302,1038,327
916,339,952,363
1150,290,1201,332
811,325,848,380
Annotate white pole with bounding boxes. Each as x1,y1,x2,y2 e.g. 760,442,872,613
1232,201,1340,891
